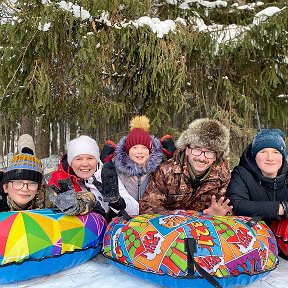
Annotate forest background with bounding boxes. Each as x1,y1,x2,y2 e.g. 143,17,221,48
0,0,287,169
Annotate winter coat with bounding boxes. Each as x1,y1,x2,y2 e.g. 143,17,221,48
226,144,288,220
139,149,231,214
113,135,165,215
48,154,109,215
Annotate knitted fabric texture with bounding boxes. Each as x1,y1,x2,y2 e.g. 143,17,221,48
251,129,287,159
67,135,100,165
125,116,151,153
18,134,35,154
2,153,43,184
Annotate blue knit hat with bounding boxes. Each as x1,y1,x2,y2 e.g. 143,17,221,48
2,148,43,184
251,129,287,159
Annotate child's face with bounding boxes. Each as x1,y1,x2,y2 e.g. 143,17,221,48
3,180,39,208
128,144,150,167
71,154,97,179
255,147,283,178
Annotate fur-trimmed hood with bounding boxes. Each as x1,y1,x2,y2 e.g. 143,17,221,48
176,118,230,163
114,135,165,176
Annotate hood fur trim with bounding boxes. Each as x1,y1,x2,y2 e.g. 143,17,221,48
114,135,164,176
176,118,230,162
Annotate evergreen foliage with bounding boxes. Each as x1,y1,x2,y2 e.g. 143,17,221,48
0,0,287,159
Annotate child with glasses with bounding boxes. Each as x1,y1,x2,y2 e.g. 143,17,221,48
0,145,52,212
140,118,233,216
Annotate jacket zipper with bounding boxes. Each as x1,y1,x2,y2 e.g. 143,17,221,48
137,175,141,201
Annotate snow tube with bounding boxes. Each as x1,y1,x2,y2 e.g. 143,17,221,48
271,217,288,257
0,208,107,284
103,211,278,288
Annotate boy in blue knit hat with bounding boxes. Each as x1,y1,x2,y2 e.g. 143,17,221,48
227,128,288,256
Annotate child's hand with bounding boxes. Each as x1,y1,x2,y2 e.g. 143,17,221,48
100,140,116,163
160,135,176,158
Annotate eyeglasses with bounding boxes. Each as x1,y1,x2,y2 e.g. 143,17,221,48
188,146,216,159
10,180,39,191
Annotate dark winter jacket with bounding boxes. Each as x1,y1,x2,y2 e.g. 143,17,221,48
114,135,165,201
140,149,231,214
226,144,288,220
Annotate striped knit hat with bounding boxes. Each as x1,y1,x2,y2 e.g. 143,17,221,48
2,148,43,184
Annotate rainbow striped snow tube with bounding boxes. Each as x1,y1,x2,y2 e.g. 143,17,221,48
103,211,278,288
0,209,106,284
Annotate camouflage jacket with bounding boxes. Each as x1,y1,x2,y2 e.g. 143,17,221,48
139,150,231,214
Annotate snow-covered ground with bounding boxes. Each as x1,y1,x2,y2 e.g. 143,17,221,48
1,253,287,288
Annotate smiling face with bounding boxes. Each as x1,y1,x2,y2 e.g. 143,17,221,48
70,154,97,179
3,180,38,208
185,146,216,177
128,144,150,166
255,148,283,178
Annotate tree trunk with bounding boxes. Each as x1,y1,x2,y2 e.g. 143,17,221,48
59,119,66,154
35,116,50,159
51,121,58,155
20,116,35,137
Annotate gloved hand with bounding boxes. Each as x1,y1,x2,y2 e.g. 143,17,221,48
160,135,176,158
101,162,131,220
281,201,288,218
100,140,116,163
49,179,80,215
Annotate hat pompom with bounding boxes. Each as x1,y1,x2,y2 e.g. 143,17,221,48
18,134,35,155
129,116,150,132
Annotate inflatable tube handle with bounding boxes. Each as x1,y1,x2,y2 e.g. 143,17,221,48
185,238,222,288
246,216,262,227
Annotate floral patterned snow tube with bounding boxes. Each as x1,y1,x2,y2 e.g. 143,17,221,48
103,211,278,288
0,209,107,284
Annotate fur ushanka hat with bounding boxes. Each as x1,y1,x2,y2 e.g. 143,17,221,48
176,118,230,163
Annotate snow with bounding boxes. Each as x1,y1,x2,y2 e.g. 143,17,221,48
0,254,287,288
1,1,288,286
1,1,285,44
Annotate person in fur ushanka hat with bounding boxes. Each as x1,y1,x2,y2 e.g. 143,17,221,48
140,118,233,216
100,115,175,217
